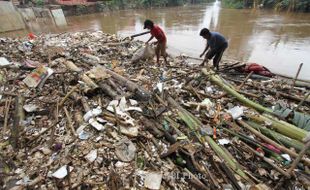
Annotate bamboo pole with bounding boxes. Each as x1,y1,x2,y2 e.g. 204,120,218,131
294,92,310,111
246,121,309,154
287,141,310,176
290,63,303,92
167,97,252,183
202,69,273,114
238,120,310,166
247,113,307,142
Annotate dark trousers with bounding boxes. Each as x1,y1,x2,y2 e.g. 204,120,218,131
205,42,228,70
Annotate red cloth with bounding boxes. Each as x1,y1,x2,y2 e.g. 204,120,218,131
150,25,166,43
244,63,274,77
28,33,36,40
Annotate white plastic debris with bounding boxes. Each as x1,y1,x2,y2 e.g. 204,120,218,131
0,57,11,67
144,172,163,190
205,86,214,93
125,107,143,112
23,104,38,113
227,106,244,120
83,107,102,122
156,82,163,93
78,130,91,140
131,44,155,63
120,126,138,137
129,99,138,106
119,96,127,112
52,165,73,179
89,118,105,131
218,139,230,145
201,98,213,108
85,150,97,163
281,154,291,161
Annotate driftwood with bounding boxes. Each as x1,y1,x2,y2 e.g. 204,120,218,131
104,69,141,92
98,81,118,98
287,141,310,176
11,95,24,149
290,63,303,92
64,107,76,136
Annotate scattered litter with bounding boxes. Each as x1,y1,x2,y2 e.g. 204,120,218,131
218,139,230,145
23,104,38,113
0,57,11,67
115,139,136,162
227,106,244,119
23,65,54,88
52,165,73,179
85,149,97,163
144,172,163,190
83,107,102,122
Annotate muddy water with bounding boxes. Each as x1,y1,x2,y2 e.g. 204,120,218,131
2,1,310,80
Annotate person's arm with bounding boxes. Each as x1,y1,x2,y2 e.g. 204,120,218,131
146,36,154,44
200,44,209,58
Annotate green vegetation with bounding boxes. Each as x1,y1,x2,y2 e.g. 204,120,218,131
101,0,211,9
35,0,45,6
222,0,310,12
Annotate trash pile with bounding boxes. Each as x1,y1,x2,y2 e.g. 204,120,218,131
0,31,309,190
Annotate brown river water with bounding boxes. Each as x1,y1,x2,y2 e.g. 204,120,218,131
2,1,310,80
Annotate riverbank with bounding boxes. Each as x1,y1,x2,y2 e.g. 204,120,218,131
222,0,310,12
0,31,309,189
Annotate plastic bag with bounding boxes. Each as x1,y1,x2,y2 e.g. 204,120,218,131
131,44,155,63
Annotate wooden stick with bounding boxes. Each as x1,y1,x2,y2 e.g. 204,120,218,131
237,71,254,90
130,31,150,38
59,85,79,108
48,102,59,147
11,95,24,149
290,63,303,92
98,81,118,98
26,120,61,145
287,141,310,175
294,92,310,111
184,168,209,190
3,97,12,132
63,107,76,136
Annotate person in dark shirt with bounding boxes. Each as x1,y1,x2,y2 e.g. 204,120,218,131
144,19,168,65
199,28,228,70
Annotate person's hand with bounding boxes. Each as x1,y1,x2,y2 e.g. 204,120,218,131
199,53,204,58
145,41,149,45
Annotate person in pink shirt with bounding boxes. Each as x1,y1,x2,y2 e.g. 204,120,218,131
144,19,168,65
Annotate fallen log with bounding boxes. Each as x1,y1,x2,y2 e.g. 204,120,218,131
104,69,141,92
11,95,24,149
